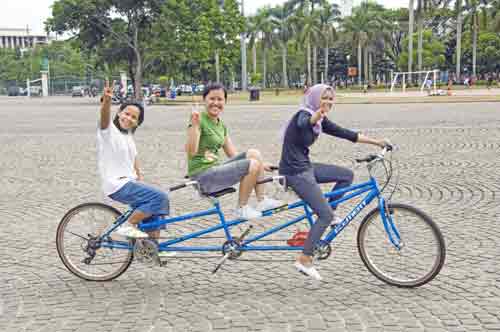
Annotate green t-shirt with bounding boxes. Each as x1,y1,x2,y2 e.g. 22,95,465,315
188,111,228,176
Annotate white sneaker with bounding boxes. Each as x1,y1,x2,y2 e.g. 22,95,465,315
294,261,322,281
116,225,149,238
237,205,262,220
256,196,284,212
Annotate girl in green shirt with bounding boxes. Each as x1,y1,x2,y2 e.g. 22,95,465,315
186,84,281,220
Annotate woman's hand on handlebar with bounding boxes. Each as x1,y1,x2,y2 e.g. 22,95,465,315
263,163,279,172
377,138,392,149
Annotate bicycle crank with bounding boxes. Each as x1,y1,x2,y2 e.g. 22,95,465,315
213,225,253,273
134,239,161,266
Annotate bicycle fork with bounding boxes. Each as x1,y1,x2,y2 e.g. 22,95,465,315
379,198,403,250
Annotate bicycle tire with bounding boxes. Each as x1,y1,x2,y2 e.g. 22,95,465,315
357,203,445,288
56,202,134,281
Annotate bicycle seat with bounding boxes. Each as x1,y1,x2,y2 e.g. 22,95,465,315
205,187,236,198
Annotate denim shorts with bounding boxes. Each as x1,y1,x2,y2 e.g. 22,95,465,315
109,181,169,215
191,152,250,194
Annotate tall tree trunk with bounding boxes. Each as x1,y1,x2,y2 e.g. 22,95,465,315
313,46,318,84
263,47,267,88
252,42,257,75
307,39,312,86
282,43,288,88
369,51,373,83
364,47,368,85
408,0,415,83
324,42,329,85
472,13,477,76
131,24,143,101
358,41,362,87
215,50,220,83
417,6,424,83
456,0,463,80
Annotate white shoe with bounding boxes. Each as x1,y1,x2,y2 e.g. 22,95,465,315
256,196,284,212
294,261,322,281
237,205,262,220
116,225,149,238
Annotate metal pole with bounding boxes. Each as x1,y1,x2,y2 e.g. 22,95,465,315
433,70,437,94
240,0,247,91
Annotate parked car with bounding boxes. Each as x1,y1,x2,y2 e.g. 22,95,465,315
7,86,20,96
72,86,85,97
175,84,193,96
195,84,205,93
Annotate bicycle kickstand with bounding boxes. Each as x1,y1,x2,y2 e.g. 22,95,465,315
212,225,253,274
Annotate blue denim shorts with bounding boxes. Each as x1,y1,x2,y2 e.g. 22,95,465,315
109,181,169,216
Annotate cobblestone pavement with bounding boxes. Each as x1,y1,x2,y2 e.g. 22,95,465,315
1,97,499,332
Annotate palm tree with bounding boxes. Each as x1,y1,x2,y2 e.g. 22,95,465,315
464,0,488,76
269,4,295,88
290,3,322,86
342,4,382,86
247,15,262,76
318,2,340,84
254,8,275,88
456,0,464,79
408,0,416,82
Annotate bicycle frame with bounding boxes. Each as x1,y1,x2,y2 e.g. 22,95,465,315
99,175,402,253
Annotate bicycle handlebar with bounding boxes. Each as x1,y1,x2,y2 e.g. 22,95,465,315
355,144,393,164
169,180,199,192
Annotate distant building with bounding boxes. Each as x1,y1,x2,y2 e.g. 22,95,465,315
0,27,49,49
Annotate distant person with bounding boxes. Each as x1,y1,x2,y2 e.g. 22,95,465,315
425,78,433,95
487,74,493,90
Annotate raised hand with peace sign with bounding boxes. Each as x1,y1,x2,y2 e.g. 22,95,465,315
100,79,115,129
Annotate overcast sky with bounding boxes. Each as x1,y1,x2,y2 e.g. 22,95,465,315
2,0,409,35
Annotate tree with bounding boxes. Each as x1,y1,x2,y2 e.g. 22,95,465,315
291,0,322,86
247,15,261,76
251,8,276,88
408,0,416,80
269,3,295,88
398,30,446,70
456,0,464,78
47,0,164,101
342,3,384,85
463,0,488,76
318,2,340,83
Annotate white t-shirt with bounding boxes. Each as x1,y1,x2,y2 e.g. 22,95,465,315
97,122,138,196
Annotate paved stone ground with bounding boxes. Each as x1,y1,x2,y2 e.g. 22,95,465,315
0,96,499,332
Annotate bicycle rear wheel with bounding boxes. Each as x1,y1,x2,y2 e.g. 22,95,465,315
357,203,445,288
56,202,134,281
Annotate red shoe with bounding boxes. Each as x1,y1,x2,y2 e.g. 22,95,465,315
287,231,309,247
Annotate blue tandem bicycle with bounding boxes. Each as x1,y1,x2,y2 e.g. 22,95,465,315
56,147,446,287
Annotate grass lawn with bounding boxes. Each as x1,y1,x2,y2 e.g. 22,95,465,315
155,88,500,105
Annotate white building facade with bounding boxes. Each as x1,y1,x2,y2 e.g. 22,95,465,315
0,28,48,49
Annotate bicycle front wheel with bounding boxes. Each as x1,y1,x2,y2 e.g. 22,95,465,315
56,203,134,281
357,203,445,288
